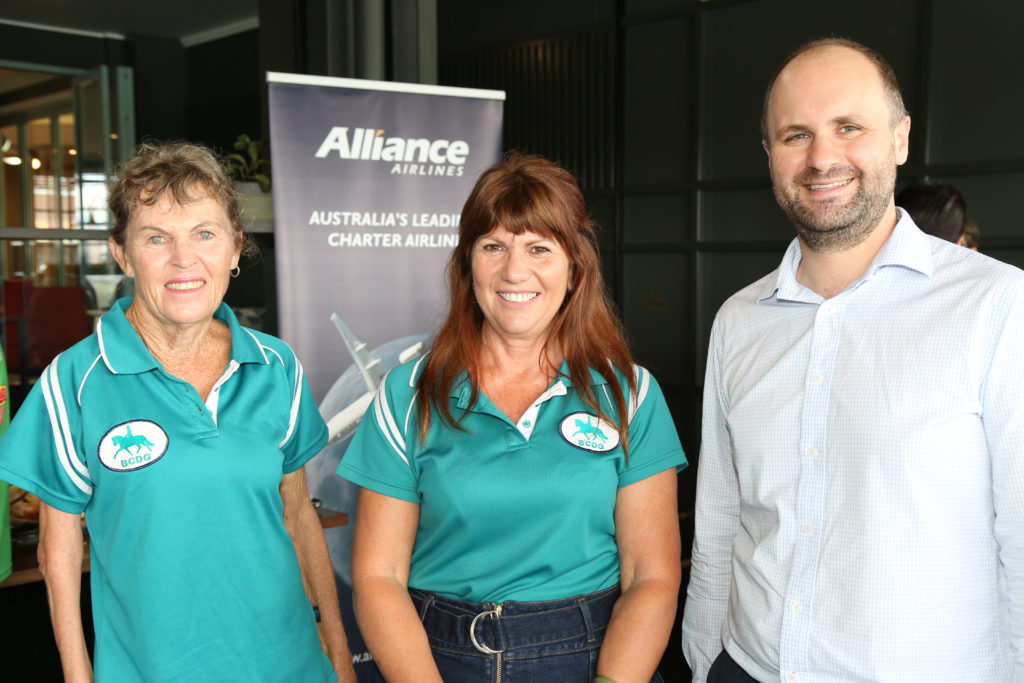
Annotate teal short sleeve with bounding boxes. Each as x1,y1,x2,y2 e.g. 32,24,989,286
618,367,688,489
264,338,328,474
0,355,93,514
0,348,11,583
337,365,420,503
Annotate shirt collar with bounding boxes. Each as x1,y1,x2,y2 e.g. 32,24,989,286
449,358,609,406
757,209,934,304
556,359,611,388
98,297,268,375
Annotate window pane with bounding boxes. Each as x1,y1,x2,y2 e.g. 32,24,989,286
28,117,57,228
81,240,126,310
2,239,28,278
81,171,109,227
60,113,78,229
1,125,23,227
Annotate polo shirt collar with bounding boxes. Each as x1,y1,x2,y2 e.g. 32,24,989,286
449,358,609,408
98,297,268,375
570,362,612,388
758,209,934,304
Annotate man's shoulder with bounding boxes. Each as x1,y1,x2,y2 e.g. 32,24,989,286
716,267,784,320
929,237,1024,294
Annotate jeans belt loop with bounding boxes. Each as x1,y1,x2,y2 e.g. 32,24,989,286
469,608,504,655
577,595,598,643
416,592,434,623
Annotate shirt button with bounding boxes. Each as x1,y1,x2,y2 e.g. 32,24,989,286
805,447,818,458
790,600,802,613
522,419,531,427
788,673,799,683
812,373,823,384
802,524,813,535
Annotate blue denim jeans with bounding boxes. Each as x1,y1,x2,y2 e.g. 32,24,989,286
409,585,665,682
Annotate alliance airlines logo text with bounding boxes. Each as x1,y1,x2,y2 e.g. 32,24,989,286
315,126,469,177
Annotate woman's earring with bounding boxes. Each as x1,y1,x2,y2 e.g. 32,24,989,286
230,266,241,278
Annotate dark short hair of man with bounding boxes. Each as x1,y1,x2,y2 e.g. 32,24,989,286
760,37,909,143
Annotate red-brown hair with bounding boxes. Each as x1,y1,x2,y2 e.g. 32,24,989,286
416,152,637,455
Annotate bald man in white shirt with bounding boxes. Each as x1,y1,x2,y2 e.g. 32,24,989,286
682,37,1024,683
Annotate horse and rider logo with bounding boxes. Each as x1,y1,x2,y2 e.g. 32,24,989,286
558,412,621,453
98,420,169,472
113,425,156,455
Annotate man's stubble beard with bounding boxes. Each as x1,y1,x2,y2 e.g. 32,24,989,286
773,161,897,254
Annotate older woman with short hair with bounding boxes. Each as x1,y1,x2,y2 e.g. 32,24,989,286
340,152,686,682
0,141,355,682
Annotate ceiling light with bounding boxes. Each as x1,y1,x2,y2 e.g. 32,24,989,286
3,156,22,166
31,157,41,170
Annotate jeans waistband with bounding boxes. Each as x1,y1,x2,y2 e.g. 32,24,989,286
409,584,620,655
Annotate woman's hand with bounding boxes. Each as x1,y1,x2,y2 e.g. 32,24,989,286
38,501,93,683
280,467,356,682
598,469,681,682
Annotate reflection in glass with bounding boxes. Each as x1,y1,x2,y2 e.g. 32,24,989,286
81,172,109,227
1,125,23,227
60,113,78,229
28,117,57,228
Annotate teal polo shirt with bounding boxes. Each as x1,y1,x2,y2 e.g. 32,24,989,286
338,356,687,603
0,298,334,682
0,346,10,583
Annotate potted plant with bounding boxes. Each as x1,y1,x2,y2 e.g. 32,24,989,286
228,133,273,220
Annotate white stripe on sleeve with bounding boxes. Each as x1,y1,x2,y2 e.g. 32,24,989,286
41,360,92,494
628,365,651,425
279,358,303,448
77,355,102,407
243,328,271,364
404,390,418,434
373,378,409,465
409,354,428,387
97,318,117,374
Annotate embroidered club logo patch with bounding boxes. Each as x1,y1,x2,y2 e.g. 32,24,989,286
559,412,620,453
98,420,169,472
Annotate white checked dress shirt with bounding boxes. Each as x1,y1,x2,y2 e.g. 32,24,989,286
682,212,1024,682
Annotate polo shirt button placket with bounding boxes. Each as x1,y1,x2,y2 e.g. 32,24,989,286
517,400,546,439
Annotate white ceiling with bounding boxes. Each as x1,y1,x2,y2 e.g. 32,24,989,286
0,0,259,45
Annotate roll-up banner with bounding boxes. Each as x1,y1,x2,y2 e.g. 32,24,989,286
267,73,504,678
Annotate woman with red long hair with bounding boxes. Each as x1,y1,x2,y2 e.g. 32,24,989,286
340,152,686,682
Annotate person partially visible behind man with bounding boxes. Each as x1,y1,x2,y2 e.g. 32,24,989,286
895,180,966,243
961,215,982,251
894,180,982,251
682,37,1024,682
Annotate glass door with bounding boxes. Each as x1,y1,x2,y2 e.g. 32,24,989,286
0,62,134,411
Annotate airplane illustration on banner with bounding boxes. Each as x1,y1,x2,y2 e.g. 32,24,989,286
324,313,426,446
